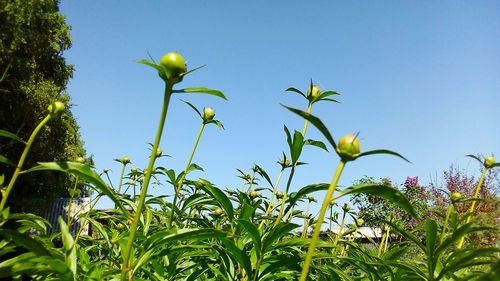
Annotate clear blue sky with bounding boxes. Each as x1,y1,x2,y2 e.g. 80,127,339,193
59,1,500,213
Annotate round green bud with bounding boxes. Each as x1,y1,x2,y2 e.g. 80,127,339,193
356,218,365,227
307,195,315,202
214,207,223,217
202,107,215,122
249,190,258,199
329,199,335,207
276,191,284,199
336,134,361,160
484,155,495,169
156,148,163,157
160,52,187,81
121,156,131,164
451,192,462,202
384,225,390,232
130,167,138,173
307,85,321,100
342,203,350,212
47,101,65,115
75,157,85,164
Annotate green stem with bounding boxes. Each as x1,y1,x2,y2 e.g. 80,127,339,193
301,201,311,237
67,177,79,226
274,167,295,227
258,168,285,230
0,115,52,212
457,168,488,249
121,84,172,279
301,102,312,136
378,229,387,257
168,122,206,228
384,228,390,253
332,211,346,248
299,160,345,281
116,163,128,194
74,194,102,245
246,168,256,194
439,204,453,244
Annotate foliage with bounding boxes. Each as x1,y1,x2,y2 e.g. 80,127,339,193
0,0,89,213
430,165,500,248
352,176,431,231
0,48,498,280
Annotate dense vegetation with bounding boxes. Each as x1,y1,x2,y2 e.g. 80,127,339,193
0,0,89,214
0,49,498,280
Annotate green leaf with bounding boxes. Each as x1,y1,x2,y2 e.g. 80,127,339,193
262,222,299,254
137,59,165,74
465,154,482,164
181,100,202,117
194,179,234,220
217,237,252,278
335,183,417,218
290,130,304,164
24,162,128,216
285,87,306,99
237,219,262,256
0,129,24,143
255,164,273,188
284,183,330,214
304,139,329,152
425,219,437,258
282,104,337,150
355,149,411,163
58,217,77,278
173,87,227,100
283,125,292,149
0,155,14,167
0,229,50,256
435,223,495,258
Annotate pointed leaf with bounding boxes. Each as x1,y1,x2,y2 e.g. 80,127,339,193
282,104,337,150
0,129,24,143
237,219,262,255
304,139,329,152
285,87,306,99
173,87,227,100
194,179,234,220
336,183,417,218
0,229,50,256
284,183,330,214
425,219,437,257
58,217,77,277
24,162,128,216
262,222,300,253
181,100,202,117
255,165,273,188
466,154,482,164
355,149,411,163
0,155,14,167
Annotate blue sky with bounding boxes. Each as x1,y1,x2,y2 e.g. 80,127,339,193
59,1,500,213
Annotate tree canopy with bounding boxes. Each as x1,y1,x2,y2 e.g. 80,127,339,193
0,0,89,213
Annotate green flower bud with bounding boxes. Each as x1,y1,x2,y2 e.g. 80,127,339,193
307,85,321,100
214,207,223,217
103,168,110,174
342,203,350,212
451,192,462,202
121,156,131,164
484,155,495,169
47,101,65,115
160,52,187,81
276,191,284,199
356,218,364,227
156,148,163,157
75,157,85,164
329,199,335,207
130,167,138,173
307,195,315,202
248,190,258,199
384,225,390,232
336,134,361,160
202,107,215,122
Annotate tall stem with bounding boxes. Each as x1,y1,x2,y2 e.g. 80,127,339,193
259,168,285,230
67,177,79,226
168,123,205,228
301,201,311,237
457,168,488,249
116,163,127,194
439,204,453,243
301,102,312,136
299,160,345,281
0,115,52,212
332,211,346,248
121,84,172,279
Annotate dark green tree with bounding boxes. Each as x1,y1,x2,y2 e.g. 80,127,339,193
0,0,89,213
